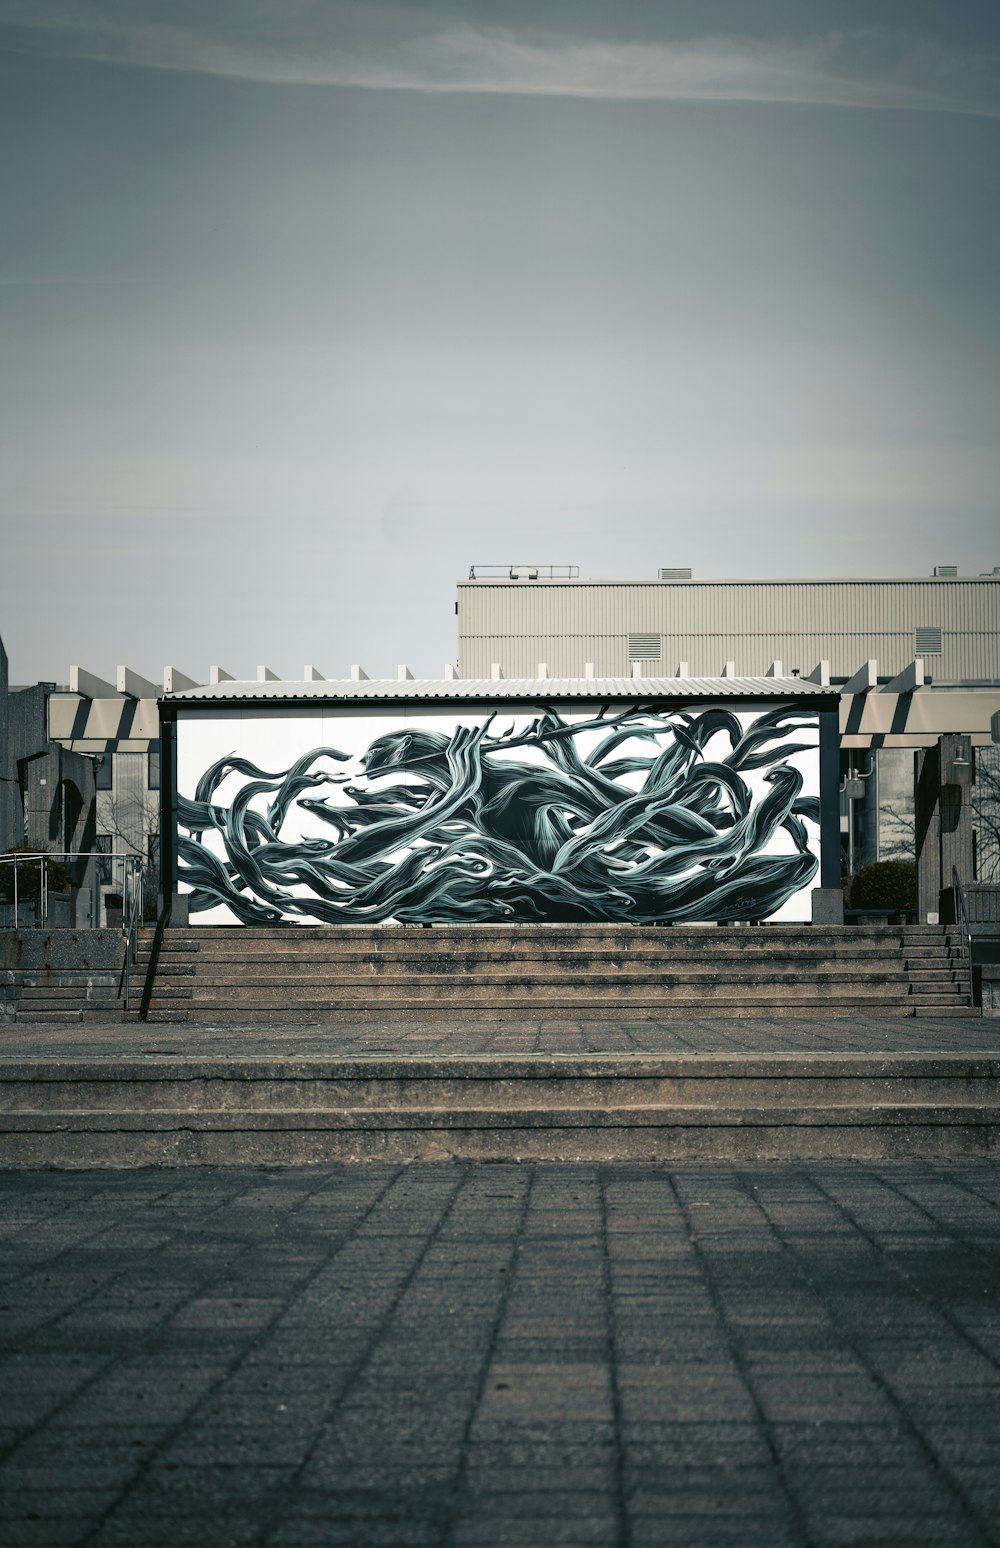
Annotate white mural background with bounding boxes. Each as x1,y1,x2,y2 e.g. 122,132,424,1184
174,702,822,925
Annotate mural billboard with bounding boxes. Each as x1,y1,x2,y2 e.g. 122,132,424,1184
173,701,822,925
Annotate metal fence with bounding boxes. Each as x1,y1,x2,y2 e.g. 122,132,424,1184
0,852,146,931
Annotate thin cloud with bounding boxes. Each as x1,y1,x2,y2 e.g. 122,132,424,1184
1,3,998,118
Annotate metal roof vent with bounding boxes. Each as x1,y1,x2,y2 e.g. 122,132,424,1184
658,567,692,580
933,565,958,577
915,627,943,655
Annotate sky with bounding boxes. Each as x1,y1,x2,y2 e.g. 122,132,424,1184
1,1,998,685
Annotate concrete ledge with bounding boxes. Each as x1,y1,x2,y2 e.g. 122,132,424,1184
1,930,125,971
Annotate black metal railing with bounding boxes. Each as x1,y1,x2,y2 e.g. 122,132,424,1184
118,864,146,1012
951,866,975,1009
467,564,579,580
138,900,172,1023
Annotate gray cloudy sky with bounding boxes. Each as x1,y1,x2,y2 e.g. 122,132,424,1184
1,1,998,683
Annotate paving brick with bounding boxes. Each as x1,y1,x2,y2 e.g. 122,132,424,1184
2,1159,1000,1544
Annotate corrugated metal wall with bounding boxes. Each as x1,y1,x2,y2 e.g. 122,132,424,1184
457,579,1000,680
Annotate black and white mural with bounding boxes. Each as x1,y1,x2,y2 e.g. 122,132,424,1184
174,702,822,925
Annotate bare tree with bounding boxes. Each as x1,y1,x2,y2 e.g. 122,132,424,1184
973,748,1000,883
878,803,916,864
96,776,160,918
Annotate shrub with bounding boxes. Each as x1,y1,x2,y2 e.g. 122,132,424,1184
0,847,71,904
849,860,916,911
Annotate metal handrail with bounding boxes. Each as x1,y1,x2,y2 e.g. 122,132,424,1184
0,850,143,929
951,866,975,1009
138,900,171,1023
118,863,146,1011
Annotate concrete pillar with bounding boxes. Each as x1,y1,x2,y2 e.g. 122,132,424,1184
915,734,973,923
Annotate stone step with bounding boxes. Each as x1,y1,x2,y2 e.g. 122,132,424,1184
14,972,120,984
912,1006,979,1019
139,933,937,951
174,975,953,1002
160,965,928,990
139,922,954,937
14,1009,85,1024
121,1008,189,1025
138,947,950,967
154,1002,931,1024
143,929,958,948
17,986,122,1002
5,1053,995,1111
131,923,974,1024
3,1051,998,1163
139,949,963,974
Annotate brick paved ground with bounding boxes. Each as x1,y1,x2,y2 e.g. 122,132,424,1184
2,1161,1000,1546
1,1012,995,1061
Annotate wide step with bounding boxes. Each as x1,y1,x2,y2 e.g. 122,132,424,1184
126,923,975,1024
2,1053,997,1165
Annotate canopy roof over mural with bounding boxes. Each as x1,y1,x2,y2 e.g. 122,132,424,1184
163,674,837,705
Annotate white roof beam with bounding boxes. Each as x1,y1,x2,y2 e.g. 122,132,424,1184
304,665,325,682
882,658,925,694
350,664,370,682
843,660,877,694
720,661,736,677
397,664,414,681
117,666,159,698
210,666,234,685
70,666,119,698
163,667,199,693
443,663,459,681
805,660,830,687
584,662,595,679
765,660,784,678
490,663,503,681
675,661,690,677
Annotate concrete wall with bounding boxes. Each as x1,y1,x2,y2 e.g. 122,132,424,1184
1,928,125,973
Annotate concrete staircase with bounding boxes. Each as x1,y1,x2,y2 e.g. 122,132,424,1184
132,923,973,1024
1,1050,997,1165
11,971,122,1025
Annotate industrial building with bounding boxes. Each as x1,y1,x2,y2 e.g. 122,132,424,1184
457,567,1000,895
457,566,1000,681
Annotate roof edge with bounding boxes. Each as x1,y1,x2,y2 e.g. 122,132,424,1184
163,675,840,705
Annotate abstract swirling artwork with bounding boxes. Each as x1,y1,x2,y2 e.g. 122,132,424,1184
176,704,821,925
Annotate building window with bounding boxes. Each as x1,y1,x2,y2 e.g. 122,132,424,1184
627,632,661,662
915,627,942,655
95,833,113,886
147,749,160,790
94,754,113,790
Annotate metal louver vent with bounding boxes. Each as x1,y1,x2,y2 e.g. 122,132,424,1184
658,567,692,580
628,632,661,661
915,627,943,655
